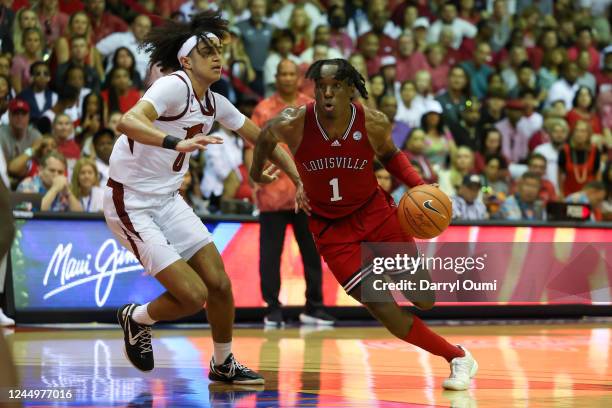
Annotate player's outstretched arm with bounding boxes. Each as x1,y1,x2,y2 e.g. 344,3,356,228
235,117,300,185
365,108,425,188
118,101,223,153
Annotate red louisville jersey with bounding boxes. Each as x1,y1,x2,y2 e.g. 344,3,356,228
295,102,378,219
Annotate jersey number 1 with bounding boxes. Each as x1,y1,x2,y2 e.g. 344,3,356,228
329,178,342,202
173,123,204,172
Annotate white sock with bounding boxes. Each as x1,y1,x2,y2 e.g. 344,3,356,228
131,303,156,325
213,341,232,364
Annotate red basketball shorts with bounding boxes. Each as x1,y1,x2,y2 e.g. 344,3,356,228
308,188,417,293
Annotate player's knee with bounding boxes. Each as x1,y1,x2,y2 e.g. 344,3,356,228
183,286,208,313
207,273,232,297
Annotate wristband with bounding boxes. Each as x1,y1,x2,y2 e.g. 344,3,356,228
162,135,181,150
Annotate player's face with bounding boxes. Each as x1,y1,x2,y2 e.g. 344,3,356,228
188,38,224,85
314,64,354,119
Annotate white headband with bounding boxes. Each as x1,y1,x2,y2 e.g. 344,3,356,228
177,33,220,65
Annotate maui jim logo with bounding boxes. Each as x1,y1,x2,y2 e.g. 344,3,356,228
42,240,144,307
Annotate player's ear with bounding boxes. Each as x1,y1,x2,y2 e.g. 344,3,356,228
180,56,191,70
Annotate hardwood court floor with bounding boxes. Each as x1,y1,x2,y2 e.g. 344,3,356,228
4,322,612,407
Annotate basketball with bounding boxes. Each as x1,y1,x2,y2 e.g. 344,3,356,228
398,185,452,239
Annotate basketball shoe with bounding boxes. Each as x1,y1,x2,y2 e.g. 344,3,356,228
442,345,478,390
299,309,336,326
209,353,265,384
117,303,154,372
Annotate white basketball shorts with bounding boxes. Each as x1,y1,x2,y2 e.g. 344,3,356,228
103,178,213,276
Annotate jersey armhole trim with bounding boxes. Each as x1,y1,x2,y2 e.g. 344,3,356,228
158,73,190,122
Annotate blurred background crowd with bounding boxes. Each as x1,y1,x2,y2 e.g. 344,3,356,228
0,0,611,222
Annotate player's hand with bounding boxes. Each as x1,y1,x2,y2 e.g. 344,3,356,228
294,181,311,216
175,134,223,152
258,164,281,184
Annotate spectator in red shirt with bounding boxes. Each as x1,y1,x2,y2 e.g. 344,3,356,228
424,44,450,94
357,7,396,56
358,32,382,77
566,86,603,136
52,113,80,165
84,0,129,43
567,26,600,74
395,31,428,82
33,0,69,49
101,67,141,113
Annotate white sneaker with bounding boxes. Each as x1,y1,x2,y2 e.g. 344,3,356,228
0,308,15,327
442,345,478,391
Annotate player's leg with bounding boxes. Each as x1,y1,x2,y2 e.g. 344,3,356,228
187,243,264,384
165,195,263,384
290,211,334,325
104,185,209,372
259,210,289,325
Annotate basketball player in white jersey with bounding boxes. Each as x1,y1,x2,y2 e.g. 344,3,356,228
103,11,301,383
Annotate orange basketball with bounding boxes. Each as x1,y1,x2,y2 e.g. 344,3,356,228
398,185,452,239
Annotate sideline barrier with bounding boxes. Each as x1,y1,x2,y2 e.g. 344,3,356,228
7,212,612,322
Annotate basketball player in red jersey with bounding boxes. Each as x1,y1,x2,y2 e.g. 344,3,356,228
250,59,478,390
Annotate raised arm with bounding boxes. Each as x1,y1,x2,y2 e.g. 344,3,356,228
365,107,425,188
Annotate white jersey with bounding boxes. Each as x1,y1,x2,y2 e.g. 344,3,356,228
108,70,246,194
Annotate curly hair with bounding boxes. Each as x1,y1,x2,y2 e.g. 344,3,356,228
305,58,368,99
142,10,229,72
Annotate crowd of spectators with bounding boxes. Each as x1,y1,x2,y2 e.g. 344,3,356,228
0,0,610,223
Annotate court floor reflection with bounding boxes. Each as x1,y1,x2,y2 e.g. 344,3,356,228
5,323,612,407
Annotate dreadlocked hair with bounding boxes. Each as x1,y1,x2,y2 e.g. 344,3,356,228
142,10,229,72
305,59,368,99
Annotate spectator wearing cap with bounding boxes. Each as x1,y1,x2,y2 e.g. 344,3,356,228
421,100,455,171
236,0,275,97
0,99,41,174
436,65,471,129
498,171,545,220
395,31,429,83
83,0,128,44
379,56,400,94
495,99,530,163
568,26,600,74
460,42,494,99
412,17,430,53
96,15,152,80
547,61,581,110
17,151,82,212
378,93,409,148
427,1,477,50
451,174,488,220
449,98,483,152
